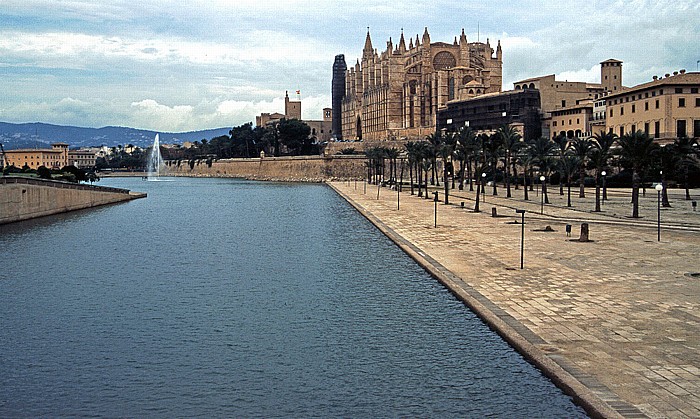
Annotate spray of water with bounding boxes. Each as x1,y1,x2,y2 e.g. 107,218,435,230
147,133,163,179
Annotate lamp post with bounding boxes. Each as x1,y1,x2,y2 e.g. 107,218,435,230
656,183,663,241
601,170,607,202
482,172,486,202
539,175,546,214
516,209,526,269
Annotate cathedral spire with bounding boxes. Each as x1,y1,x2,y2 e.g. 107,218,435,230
460,28,467,45
422,27,430,45
409,36,414,50
398,28,406,53
363,28,373,54
415,34,420,47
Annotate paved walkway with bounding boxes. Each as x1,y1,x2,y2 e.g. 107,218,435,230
330,181,700,418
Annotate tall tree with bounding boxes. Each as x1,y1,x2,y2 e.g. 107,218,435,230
569,137,593,198
617,131,660,218
497,125,522,198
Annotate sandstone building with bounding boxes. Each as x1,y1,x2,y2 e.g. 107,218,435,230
339,28,503,144
3,142,97,170
604,71,700,144
256,91,333,143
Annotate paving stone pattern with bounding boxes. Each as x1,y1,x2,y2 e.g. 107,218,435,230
331,181,700,419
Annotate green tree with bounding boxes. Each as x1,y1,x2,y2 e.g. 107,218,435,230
569,137,593,198
496,125,521,198
278,118,312,155
617,131,660,218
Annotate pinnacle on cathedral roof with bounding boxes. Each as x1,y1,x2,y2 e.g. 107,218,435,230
363,29,373,52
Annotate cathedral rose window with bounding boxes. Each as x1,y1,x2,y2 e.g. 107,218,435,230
432,51,456,71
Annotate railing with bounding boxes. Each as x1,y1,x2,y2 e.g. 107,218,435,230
0,176,131,194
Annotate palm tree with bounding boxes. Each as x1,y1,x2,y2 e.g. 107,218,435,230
438,142,454,204
528,137,557,204
484,133,503,195
559,153,580,207
617,131,660,218
517,143,535,201
670,136,699,200
569,137,593,198
497,125,522,198
405,142,418,195
553,133,569,195
592,131,618,201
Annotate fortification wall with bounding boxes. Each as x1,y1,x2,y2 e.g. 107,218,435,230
165,155,367,182
0,177,145,225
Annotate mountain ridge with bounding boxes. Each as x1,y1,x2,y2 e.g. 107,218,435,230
0,121,232,150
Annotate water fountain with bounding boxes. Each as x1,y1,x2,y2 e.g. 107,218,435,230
147,133,163,180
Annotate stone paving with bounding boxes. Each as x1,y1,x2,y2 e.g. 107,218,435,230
330,180,700,419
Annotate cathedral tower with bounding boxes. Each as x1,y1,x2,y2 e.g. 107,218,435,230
332,54,347,139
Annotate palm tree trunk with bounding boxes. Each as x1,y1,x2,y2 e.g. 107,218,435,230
468,160,474,191
505,152,512,198
632,170,640,218
523,168,529,201
475,178,481,212
512,161,519,190
559,170,564,195
409,162,414,195
594,172,601,212
662,178,671,207
685,167,691,200
567,176,572,207
579,165,586,198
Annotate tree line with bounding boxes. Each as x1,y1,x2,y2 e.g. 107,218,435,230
365,127,700,218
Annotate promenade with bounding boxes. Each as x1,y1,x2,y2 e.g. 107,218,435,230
330,180,700,418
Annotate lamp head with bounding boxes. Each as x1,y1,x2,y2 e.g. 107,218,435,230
601,170,606,176
539,175,545,181
655,184,663,191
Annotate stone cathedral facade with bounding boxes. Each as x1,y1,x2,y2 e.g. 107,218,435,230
338,28,503,143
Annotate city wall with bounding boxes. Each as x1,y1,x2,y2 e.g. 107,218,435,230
0,177,145,225
165,155,367,182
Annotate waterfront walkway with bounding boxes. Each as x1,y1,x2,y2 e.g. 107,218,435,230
330,181,700,418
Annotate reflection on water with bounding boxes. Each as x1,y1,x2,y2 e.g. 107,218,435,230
0,177,585,417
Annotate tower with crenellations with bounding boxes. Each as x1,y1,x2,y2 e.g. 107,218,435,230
340,27,502,143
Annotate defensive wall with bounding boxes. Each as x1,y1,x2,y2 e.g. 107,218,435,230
165,155,367,181
0,176,146,225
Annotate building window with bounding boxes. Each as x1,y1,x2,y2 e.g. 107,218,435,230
696,98,700,107
645,102,649,111
695,120,700,138
609,109,613,117
677,119,687,137
655,100,659,109
655,121,660,138
620,106,624,116
644,122,649,135
679,98,686,107
692,88,699,94
631,124,636,133
632,104,636,113
576,118,580,124
675,88,683,94
619,126,624,137
561,100,566,107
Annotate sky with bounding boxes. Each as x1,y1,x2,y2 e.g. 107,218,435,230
1,0,698,132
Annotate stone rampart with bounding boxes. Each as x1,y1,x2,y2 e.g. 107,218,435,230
165,155,367,182
0,176,145,225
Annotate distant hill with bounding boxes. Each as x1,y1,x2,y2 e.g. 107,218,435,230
0,122,232,150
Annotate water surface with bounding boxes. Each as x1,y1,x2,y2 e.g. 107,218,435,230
0,177,585,417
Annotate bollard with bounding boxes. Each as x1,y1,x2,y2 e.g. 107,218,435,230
565,224,572,237
491,207,498,217
579,223,590,242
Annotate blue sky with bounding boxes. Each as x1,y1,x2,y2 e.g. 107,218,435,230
1,0,698,132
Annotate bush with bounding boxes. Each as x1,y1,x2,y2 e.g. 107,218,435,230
37,166,53,179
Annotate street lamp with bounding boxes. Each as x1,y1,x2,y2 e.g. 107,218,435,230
601,170,607,202
539,175,546,214
656,183,663,241
516,209,526,269
482,172,486,202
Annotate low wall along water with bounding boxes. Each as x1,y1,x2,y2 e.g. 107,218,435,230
165,155,367,182
0,176,145,225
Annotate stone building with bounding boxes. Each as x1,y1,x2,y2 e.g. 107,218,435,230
512,59,621,138
340,28,503,143
437,89,542,141
4,142,69,169
604,70,700,144
255,92,333,143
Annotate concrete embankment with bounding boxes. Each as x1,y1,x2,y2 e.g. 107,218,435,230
165,155,366,182
0,176,145,225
